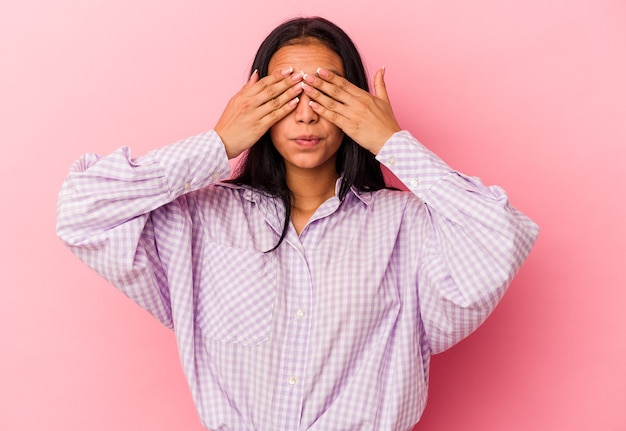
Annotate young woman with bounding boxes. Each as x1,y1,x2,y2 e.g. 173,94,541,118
57,16,538,431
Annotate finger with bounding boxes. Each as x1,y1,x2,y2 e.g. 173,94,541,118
307,99,349,130
256,81,304,118
302,71,352,105
251,67,303,102
301,80,350,119
312,67,361,98
373,66,390,101
257,94,301,129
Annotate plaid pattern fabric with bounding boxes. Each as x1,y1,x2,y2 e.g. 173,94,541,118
57,130,538,431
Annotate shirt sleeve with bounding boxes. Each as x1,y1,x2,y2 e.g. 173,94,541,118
56,130,231,327
376,130,539,354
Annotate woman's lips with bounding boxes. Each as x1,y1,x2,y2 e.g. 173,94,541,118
294,136,321,148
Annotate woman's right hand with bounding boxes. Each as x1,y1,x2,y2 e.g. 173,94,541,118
215,67,304,159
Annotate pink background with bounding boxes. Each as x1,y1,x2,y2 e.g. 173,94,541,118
1,0,625,430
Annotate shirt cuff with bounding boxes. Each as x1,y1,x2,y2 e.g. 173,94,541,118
376,130,453,196
150,130,231,198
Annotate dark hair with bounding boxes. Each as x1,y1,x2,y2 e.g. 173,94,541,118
228,17,389,251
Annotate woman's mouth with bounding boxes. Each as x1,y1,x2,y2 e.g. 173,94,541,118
294,135,321,148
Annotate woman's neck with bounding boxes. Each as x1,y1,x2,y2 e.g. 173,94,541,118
286,163,339,234
288,168,338,210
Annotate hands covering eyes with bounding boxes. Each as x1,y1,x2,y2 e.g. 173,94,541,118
214,66,400,159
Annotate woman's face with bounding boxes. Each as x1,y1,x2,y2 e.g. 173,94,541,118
268,42,345,176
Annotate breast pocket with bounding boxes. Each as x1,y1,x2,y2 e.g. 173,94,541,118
197,243,277,345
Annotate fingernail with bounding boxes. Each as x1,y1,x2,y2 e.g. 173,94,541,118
288,97,299,108
316,67,328,78
291,70,304,81
303,73,314,83
281,66,293,76
308,100,319,109
250,69,258,79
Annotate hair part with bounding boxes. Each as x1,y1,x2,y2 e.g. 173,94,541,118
227,17,389,252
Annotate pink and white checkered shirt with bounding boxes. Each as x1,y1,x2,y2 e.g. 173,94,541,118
57,130,538,431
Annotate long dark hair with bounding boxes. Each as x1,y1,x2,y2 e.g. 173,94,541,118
228,17,389,251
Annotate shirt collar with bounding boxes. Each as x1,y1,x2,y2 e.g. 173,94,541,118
216,177,373,207
334,177,373,207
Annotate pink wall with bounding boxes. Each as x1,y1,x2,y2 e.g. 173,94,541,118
1,1,624,430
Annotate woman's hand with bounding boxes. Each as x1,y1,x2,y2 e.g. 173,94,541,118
215,67,304,159
302,67,401,155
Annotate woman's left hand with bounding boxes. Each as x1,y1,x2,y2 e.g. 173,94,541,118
302,66,401,155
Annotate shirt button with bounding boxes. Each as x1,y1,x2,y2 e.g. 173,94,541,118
410,179,418,188
211,172,221,181
288,376,297,385
387,156,396,166
184,182,191,190
295,309,305,318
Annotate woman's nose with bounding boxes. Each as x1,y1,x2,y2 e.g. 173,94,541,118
294,94,319,124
